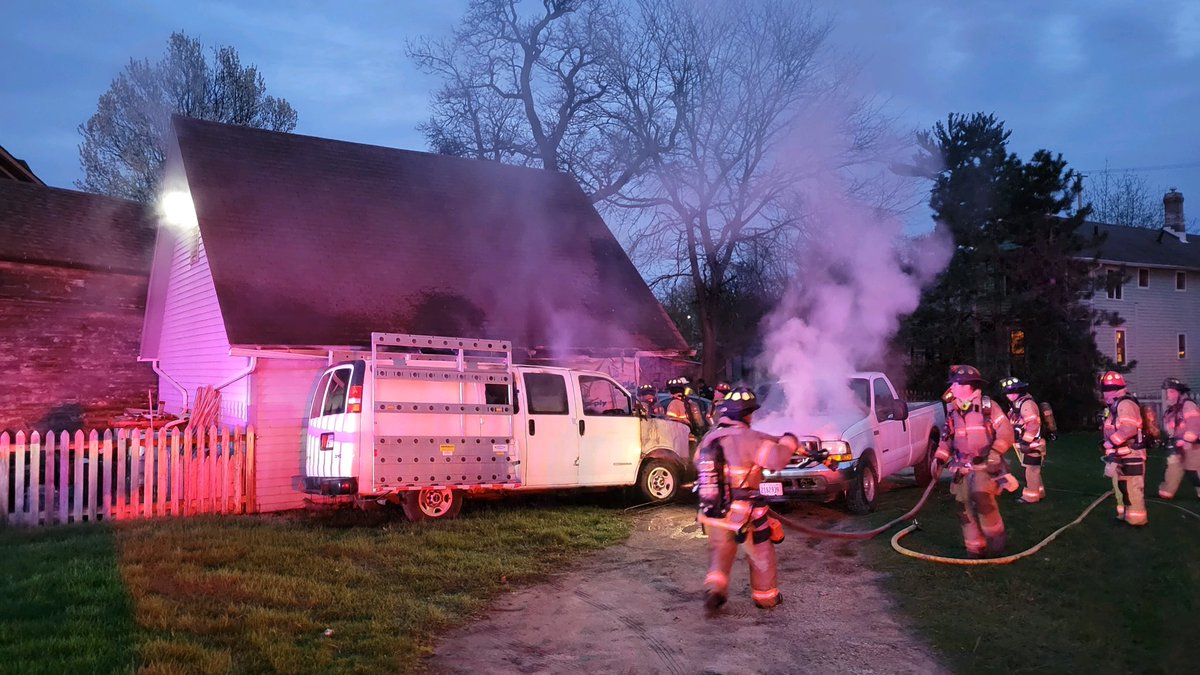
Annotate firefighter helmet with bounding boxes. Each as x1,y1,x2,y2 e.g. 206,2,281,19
715,382,732,394
947,364,987,386
667,377,689,395
716,387,760,420
1162,377,1190,393
1099,371,1127,391
999,376,1028,394
637,384,656,398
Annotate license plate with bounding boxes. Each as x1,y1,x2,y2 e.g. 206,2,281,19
758,482,783,497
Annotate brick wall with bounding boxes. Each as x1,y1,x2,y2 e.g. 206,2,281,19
0,260,155,434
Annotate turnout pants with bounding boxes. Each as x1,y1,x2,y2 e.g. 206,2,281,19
951,467,1005,557
703,503,781,608
1111,471,1148,526
1018,444,1045,502
1159,448,1200,499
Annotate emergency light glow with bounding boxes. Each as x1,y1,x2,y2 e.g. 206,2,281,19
159,190,199,231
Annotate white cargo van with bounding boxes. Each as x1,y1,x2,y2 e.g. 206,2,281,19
303,333,692,520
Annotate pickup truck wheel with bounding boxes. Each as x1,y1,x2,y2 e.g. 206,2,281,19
401,488,463,521
845,460,878,515
639,460,680,502
914,436,938,487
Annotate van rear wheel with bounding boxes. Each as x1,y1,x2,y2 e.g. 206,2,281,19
402,488,463,521
639,460,680,502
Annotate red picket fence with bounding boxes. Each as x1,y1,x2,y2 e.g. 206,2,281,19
0,426,256,527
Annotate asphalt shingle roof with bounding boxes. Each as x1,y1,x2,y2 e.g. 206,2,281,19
1080,220,1200,271
172,116,687,353
0,180,153,274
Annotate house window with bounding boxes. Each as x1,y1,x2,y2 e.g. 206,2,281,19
1138,269,1149,288
1180,334,1187,360
1106,270,1123,300
1176,271,1186,291
1115,329,1126,366
1009,330,1026,356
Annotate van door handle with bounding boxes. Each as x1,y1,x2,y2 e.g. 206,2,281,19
528,419,536,436
578,420,585,436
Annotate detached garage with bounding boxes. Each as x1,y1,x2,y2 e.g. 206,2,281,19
140,116,687,512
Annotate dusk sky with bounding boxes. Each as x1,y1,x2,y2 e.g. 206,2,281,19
3,0,1198,229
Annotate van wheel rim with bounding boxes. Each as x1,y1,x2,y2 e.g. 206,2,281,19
647,467,674,499
418,489,453,517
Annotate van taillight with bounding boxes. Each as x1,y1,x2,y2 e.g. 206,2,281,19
347,385,363,413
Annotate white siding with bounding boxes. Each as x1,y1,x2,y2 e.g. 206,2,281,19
154,228,250,424
1089,267,1200,396
249,358,326,512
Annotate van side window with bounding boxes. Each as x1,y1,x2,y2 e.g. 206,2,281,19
321,367,352,416
524,373,568,415
309,372,333,418
485,383,510,405
580,376,632,416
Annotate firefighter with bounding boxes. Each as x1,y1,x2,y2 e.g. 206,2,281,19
666,377,707,437
1099,371,1148,525
933,365,1017,558
1158,377,1200,500
695,387,799,611
1000,377,1047,504
709,382,732,424
637,384,665,417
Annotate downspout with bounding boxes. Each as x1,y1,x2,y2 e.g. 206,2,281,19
152,360,189,412
215,356,258,392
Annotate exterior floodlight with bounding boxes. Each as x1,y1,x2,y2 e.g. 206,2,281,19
159,190,198,231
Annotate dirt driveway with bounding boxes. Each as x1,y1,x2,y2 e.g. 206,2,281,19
427,500,947,675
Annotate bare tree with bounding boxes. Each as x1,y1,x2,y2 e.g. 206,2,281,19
407,0,684,203
1081,166,1162,229
634,0,894,381
78,32,297,204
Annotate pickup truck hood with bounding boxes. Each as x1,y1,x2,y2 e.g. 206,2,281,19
757,412,866,442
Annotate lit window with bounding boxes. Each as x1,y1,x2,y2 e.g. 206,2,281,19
1115,329,1126,366
1138,269,1149,288
1106,270,1123,300
1177,271,1187,291
1180,334,1187,360
1009,330,1026,356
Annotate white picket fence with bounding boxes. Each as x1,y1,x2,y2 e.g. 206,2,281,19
0,427,256,527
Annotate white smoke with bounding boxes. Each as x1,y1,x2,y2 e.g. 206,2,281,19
755,144,952,435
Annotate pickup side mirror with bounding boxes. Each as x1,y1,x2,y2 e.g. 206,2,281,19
881,399,908,422
894,399,909,422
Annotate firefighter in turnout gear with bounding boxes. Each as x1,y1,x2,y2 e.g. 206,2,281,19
1099,371,1149,525
637,384,665,417
933,365,1017,558
708,382,732,424
1158,377,1200,500
695,387,799,612
666,377,707,437
1000,377,1047,504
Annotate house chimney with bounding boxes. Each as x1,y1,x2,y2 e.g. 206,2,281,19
1164,188,1184,232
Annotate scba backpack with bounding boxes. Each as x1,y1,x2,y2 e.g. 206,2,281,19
695,438,730,519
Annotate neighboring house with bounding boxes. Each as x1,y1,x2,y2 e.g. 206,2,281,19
1083,189,1198,398
0,180,156,433
140,116,689,512
0,144,44,184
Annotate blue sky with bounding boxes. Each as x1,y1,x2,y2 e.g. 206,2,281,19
2,0,1198,227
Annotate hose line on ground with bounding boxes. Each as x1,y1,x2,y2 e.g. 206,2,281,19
767,465,945,540
889,491,1113,565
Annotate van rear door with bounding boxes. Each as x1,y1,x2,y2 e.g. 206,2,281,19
518,370,579,487
304,361,365,494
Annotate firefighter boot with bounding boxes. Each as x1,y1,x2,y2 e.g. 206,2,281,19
1159,452,1184,499
1123,476,1148,526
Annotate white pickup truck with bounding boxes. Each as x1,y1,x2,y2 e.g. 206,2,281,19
302,333,692,520
758,372,944,514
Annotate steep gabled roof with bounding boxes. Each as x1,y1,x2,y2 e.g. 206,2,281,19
0,181,153,274
0,145,44,184
1078,220,1200,272
171,116,686,353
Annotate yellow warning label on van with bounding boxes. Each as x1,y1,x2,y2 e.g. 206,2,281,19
439,443,455,455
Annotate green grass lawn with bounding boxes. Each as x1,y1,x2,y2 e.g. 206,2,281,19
0,500,629,674
863,432,1200,674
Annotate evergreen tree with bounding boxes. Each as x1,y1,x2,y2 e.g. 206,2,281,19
898,113,1123,428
